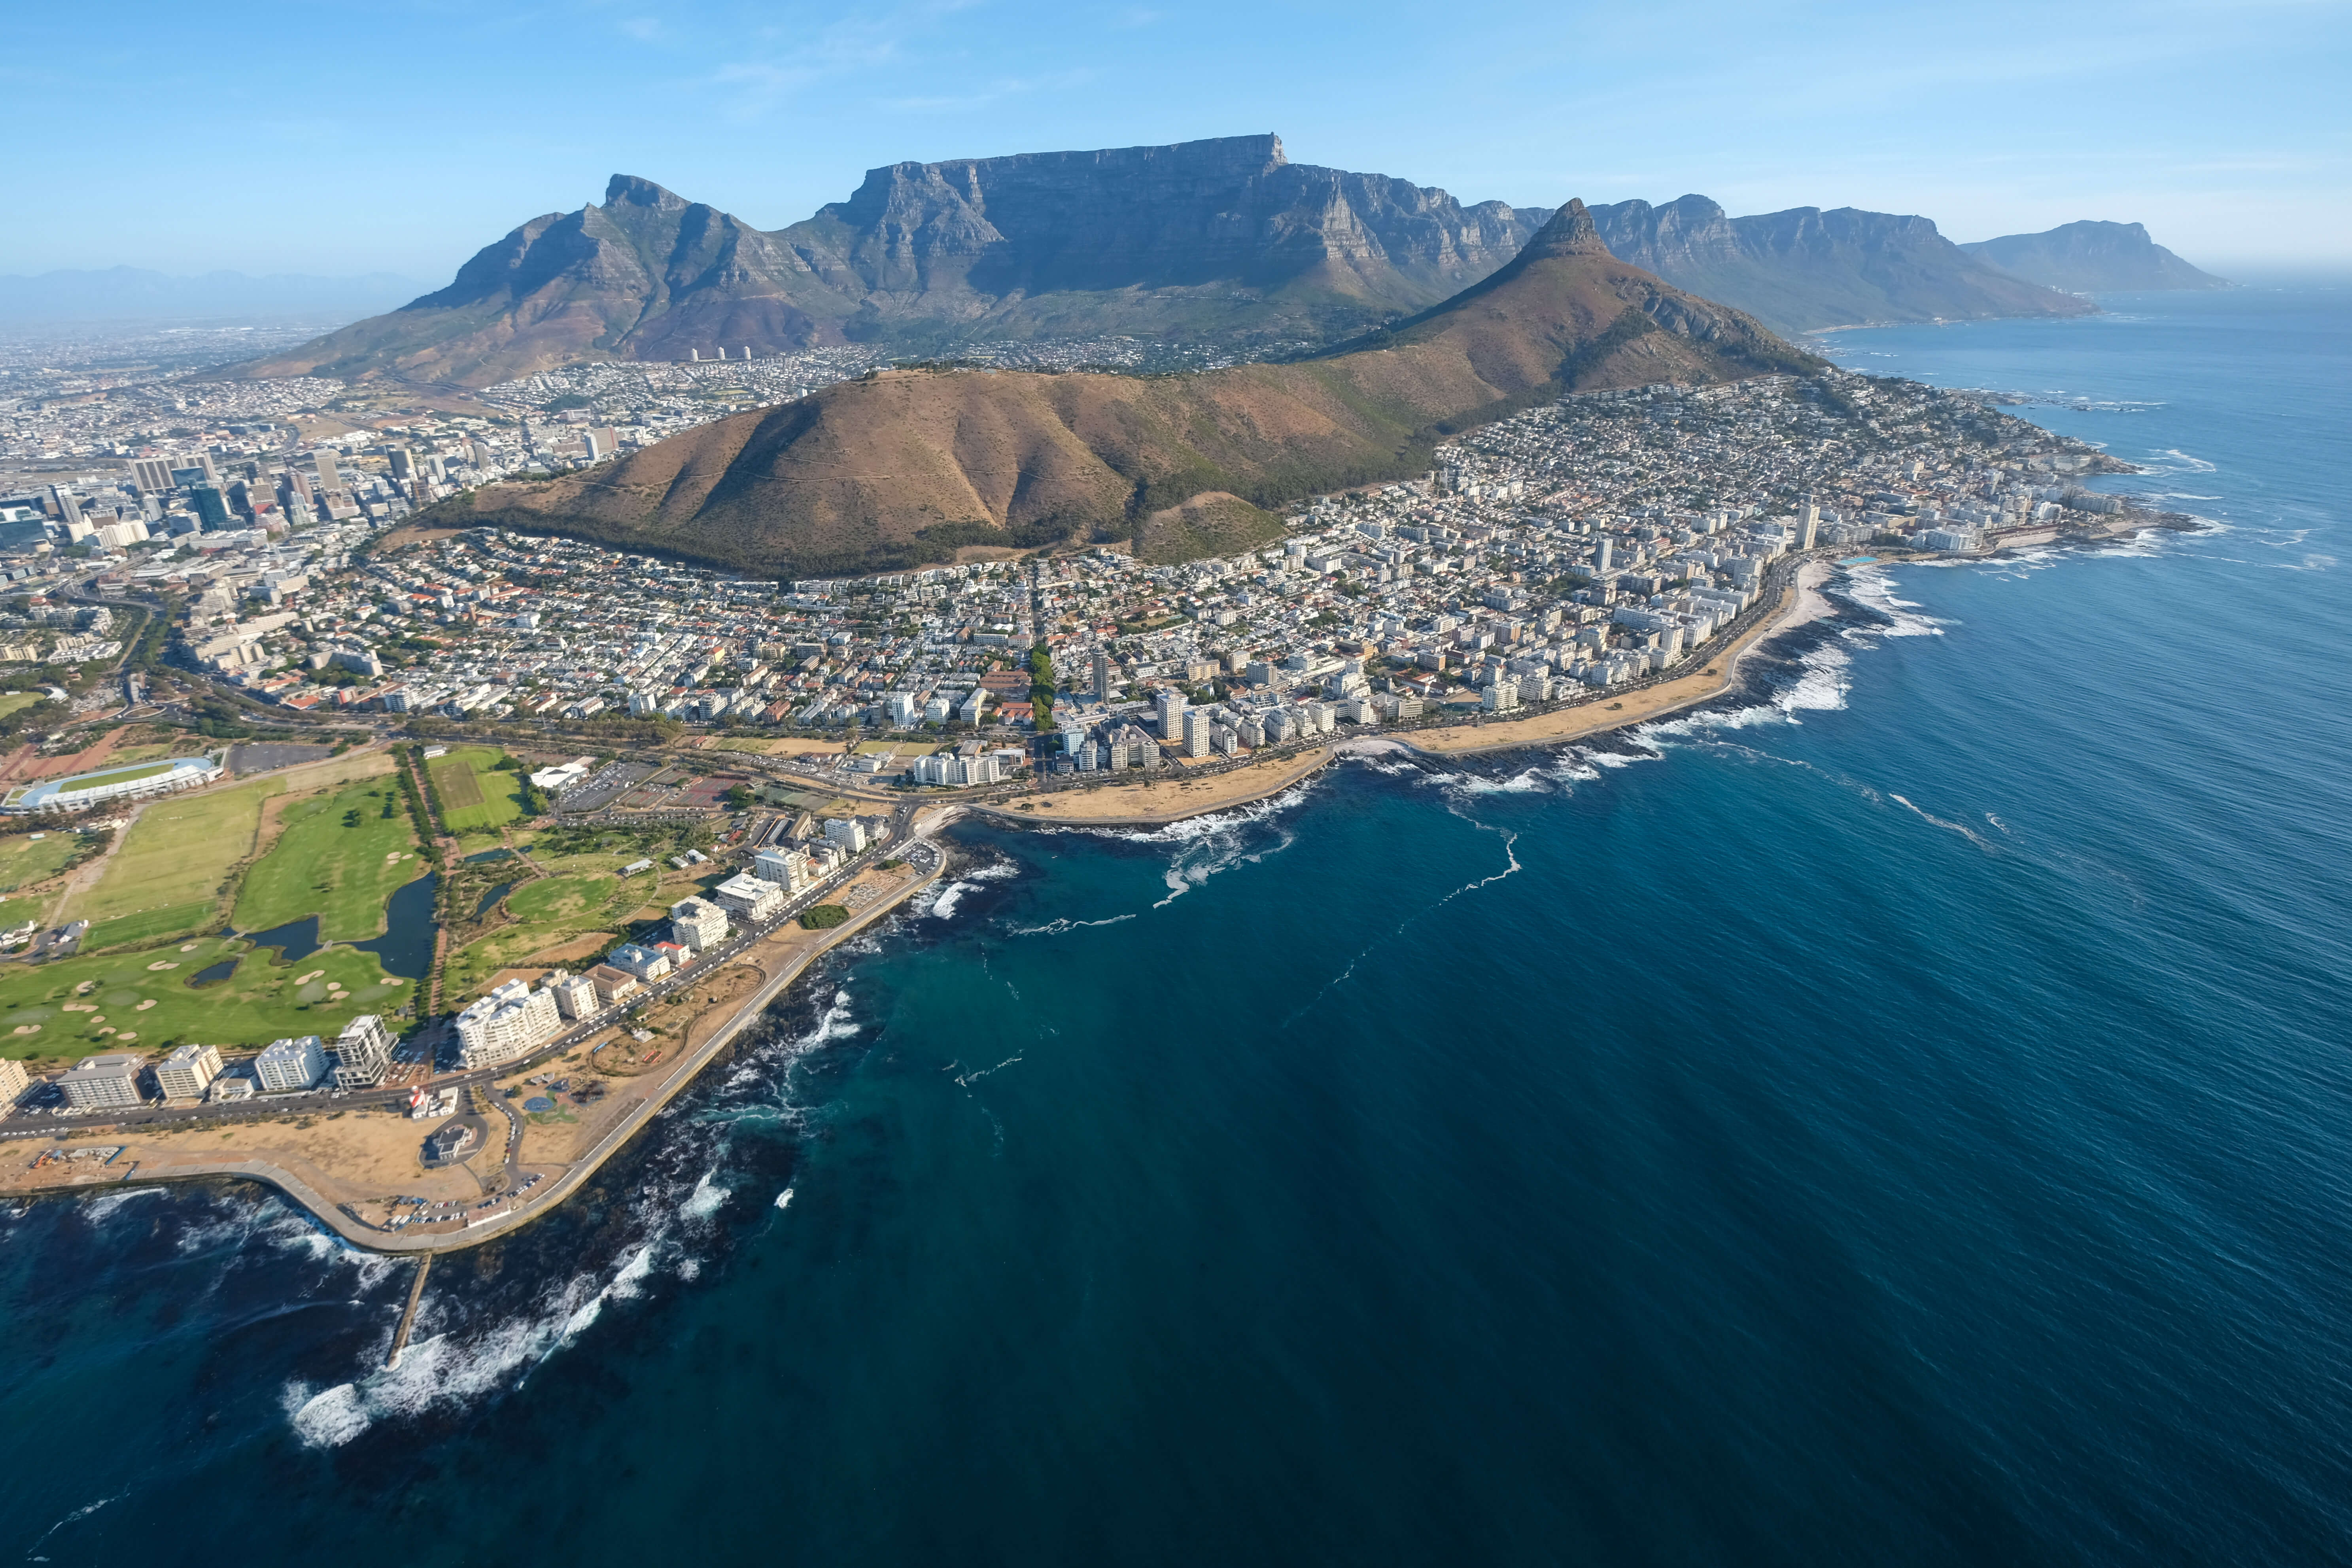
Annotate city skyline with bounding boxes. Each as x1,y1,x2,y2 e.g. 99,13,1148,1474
6,0,2347,279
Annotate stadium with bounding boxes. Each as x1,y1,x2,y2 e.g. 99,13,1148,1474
3,755,222,814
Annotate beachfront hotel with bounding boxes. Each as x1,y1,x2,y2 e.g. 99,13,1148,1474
455,978,563,1069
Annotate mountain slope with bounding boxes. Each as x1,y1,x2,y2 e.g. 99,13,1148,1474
238,138,1552,387
437,201,1816,575
1961,221,2229,291
1588,194,2096,333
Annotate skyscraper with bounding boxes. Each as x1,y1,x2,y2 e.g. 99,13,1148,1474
1091,647,1111,703
130,458,174,494
314,449,341,493
1155,689,1187,741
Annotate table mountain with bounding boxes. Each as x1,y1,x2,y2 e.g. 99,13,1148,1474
1586,194,2096,334
238,137,1552,387
434,200,1817,575
1960,221,2229,291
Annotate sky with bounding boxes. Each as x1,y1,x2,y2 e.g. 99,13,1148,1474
6,0,2348,280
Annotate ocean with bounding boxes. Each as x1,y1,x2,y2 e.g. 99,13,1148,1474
3,285,2348,1566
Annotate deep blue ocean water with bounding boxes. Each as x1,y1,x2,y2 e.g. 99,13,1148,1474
3,287,2348,1566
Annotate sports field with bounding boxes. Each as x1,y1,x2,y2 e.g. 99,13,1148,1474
0,933,409,1061
429,747,525,831
67,779,280,935
232,778,423,941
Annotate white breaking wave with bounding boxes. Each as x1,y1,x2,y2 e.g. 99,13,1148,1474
1840,564,1947,639
1006,913,1138,936
923,859,1019,920
775,1188,794,1211
680,1167,731,1223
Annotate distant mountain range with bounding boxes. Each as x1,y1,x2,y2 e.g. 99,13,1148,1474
1961,221,2230,292
436,200,1816,576
1585,195,2094,335
223,136,2210,388
238,136,1553,386
0,266,427,324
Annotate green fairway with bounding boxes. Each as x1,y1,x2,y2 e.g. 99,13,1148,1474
430,747,524,831
440,850,660,997
0,934,410,1061
233,778,422,941
69,779,280,929
84,902,221,950
0,832,83,893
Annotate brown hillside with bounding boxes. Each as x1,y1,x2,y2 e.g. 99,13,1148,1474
440,201,1818,575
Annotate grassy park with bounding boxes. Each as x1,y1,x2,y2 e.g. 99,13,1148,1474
0,933,410,1061
232,778,422,941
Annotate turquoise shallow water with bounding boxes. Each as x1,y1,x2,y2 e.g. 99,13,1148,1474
2,287,2348,1566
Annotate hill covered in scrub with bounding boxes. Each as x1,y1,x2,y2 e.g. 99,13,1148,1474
429,201,1819,576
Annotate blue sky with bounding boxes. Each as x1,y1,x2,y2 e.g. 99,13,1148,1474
7,0,2347,279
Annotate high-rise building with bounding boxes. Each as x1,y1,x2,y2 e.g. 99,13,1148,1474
331,1014,395,1089
0,1056,26,1103
155,1042,224,1101
314,450,340,492
454,979,563,1070
1796,501,1820,551
669,895,731,952
1181,709,1212,758
255,1035,329,1092
59,1053,146,1109
387,448,415,480
130,457,175,494
1155,689,1187,741
1091,648,1111,702
822,817,867,854
189,485,232,531
550,970,600,1020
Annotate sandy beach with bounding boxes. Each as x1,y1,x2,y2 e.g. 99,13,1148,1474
977,745,1334,826
1398,559,1832,758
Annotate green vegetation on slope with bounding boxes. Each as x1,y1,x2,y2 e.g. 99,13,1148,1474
232,779,423,942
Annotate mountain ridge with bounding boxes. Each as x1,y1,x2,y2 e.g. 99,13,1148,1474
1960,221,2230,291
430,200,1820,575
1585,194,2095,334
240,137,1555,387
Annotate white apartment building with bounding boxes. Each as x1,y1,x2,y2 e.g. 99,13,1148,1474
454,979,563,1070
60,1053,146,1109
155,1042,224,1101
712,872,785,921
605,942,673,984
255,1035,328,1093
1156,689,1188,740
822,817,866,854
753,847,811,887
1181,709,1212,759
670,895,731,952
331,1014,395,1089
0,1055,26,1103
550,970,600,1020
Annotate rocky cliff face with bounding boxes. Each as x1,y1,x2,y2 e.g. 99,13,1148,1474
242,138,1552,386
1961,221,2229,292
1588,195,2097,333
